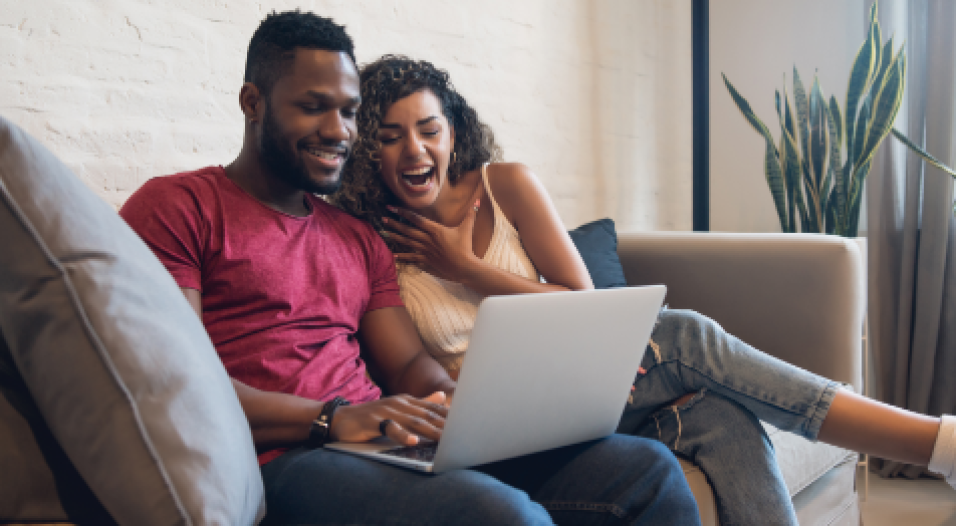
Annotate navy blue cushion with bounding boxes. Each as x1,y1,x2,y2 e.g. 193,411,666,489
568,218,627,289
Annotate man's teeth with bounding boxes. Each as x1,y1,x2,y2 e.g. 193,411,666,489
402,166,432,176
307,148,339,160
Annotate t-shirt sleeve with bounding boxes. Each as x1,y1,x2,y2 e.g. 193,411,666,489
363,227,405,313
120,178,206,291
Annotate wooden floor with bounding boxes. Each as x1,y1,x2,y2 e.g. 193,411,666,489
859,469,956,525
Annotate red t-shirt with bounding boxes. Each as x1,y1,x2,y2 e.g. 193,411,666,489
120,166,403,464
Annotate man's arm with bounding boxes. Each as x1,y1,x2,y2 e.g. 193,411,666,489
181,288,451,449
180,288,323,451
357,306,456,398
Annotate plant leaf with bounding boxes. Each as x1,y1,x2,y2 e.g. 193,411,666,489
810,75,827,188
763,136,789,231
846,160,871,237
851,96,872,169
825,103,846,234
875,37,894,89
858,48,905,168
845,4,877,160
784,84,796,140
723,73,774,138
869,8,883,87
891,128,956,179
723,73,791,230
781,122,809,232
793,67,812,174
820,166,832,216
776,90,782,122
829,96,844,148
825,192,837,234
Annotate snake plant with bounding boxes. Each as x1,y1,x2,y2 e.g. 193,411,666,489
723,2,956,236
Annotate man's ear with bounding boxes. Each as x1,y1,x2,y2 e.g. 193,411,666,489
239,82,263,124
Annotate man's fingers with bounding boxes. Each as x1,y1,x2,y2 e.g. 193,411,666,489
396,414,443,442
404,393,449,418
423,391,447,405
381,419,420,446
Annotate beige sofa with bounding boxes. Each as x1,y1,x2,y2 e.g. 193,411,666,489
618,232,864,525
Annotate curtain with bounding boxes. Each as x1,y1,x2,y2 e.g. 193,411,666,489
867,0,956,478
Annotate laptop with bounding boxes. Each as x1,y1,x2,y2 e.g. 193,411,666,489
325,285,666,473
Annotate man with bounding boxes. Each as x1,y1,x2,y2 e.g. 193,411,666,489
120,10,700,525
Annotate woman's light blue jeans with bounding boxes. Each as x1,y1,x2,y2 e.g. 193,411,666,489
617,308,842,526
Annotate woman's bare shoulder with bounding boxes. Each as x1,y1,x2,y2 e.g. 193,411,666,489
484,162,547,227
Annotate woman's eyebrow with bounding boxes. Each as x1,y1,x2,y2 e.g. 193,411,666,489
379,116,440,130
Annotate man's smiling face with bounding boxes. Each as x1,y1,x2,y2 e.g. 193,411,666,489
258,48,360,195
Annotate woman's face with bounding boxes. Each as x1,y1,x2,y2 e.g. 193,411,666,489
376,89,454,211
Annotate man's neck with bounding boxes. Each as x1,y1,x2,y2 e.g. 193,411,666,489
224,152,312,217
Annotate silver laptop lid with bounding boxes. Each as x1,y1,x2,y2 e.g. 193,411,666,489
432,285,666,472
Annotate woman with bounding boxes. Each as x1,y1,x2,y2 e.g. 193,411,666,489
331,55,955,525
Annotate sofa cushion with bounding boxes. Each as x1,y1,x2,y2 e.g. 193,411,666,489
0,333,114,523
762,421,856,497
568,218,628,289
0,116,265,525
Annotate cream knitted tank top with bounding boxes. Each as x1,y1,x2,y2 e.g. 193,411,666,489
397,164,539,373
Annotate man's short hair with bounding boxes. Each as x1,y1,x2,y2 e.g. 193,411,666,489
244,10,355,98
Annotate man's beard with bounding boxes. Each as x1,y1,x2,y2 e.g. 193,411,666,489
259,103,344,195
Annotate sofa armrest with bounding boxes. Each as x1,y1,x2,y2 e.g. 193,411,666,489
617,232,864,391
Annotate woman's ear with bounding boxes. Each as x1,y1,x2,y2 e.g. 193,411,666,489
448,124,456,166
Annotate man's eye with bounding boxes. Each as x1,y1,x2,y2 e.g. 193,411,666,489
301,105,324,114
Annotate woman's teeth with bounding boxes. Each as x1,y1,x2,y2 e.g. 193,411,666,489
402,167,433,187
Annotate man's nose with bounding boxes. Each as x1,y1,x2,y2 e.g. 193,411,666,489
319,111,351,143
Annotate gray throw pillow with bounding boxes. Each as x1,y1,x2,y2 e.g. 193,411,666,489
0,116,265,525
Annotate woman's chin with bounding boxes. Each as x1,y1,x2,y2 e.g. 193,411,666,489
394,191,437,212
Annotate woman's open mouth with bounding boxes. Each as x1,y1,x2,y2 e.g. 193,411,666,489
401,166,435,192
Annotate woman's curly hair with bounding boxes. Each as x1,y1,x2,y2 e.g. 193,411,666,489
330,55,502,247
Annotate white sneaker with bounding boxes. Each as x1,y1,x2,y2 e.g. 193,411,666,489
929,415,956,489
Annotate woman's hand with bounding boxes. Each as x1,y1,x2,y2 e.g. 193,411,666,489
329,391,449,446
383,196,483,283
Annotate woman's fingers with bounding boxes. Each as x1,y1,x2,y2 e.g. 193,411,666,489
385,230,426,251
383,217,430,243
387,205,437,231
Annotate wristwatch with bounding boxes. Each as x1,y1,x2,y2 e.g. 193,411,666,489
307,396,350,448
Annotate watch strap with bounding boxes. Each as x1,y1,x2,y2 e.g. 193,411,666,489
307,396,350,449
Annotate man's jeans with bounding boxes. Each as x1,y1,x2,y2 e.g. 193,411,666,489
617,309,841,526
260,434,701,525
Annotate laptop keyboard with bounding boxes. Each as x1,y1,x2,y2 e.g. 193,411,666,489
380,442,439,462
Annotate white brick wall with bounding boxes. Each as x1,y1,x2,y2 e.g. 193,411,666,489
0,0,691,232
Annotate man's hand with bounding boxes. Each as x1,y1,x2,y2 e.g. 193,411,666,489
330,391,449,446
